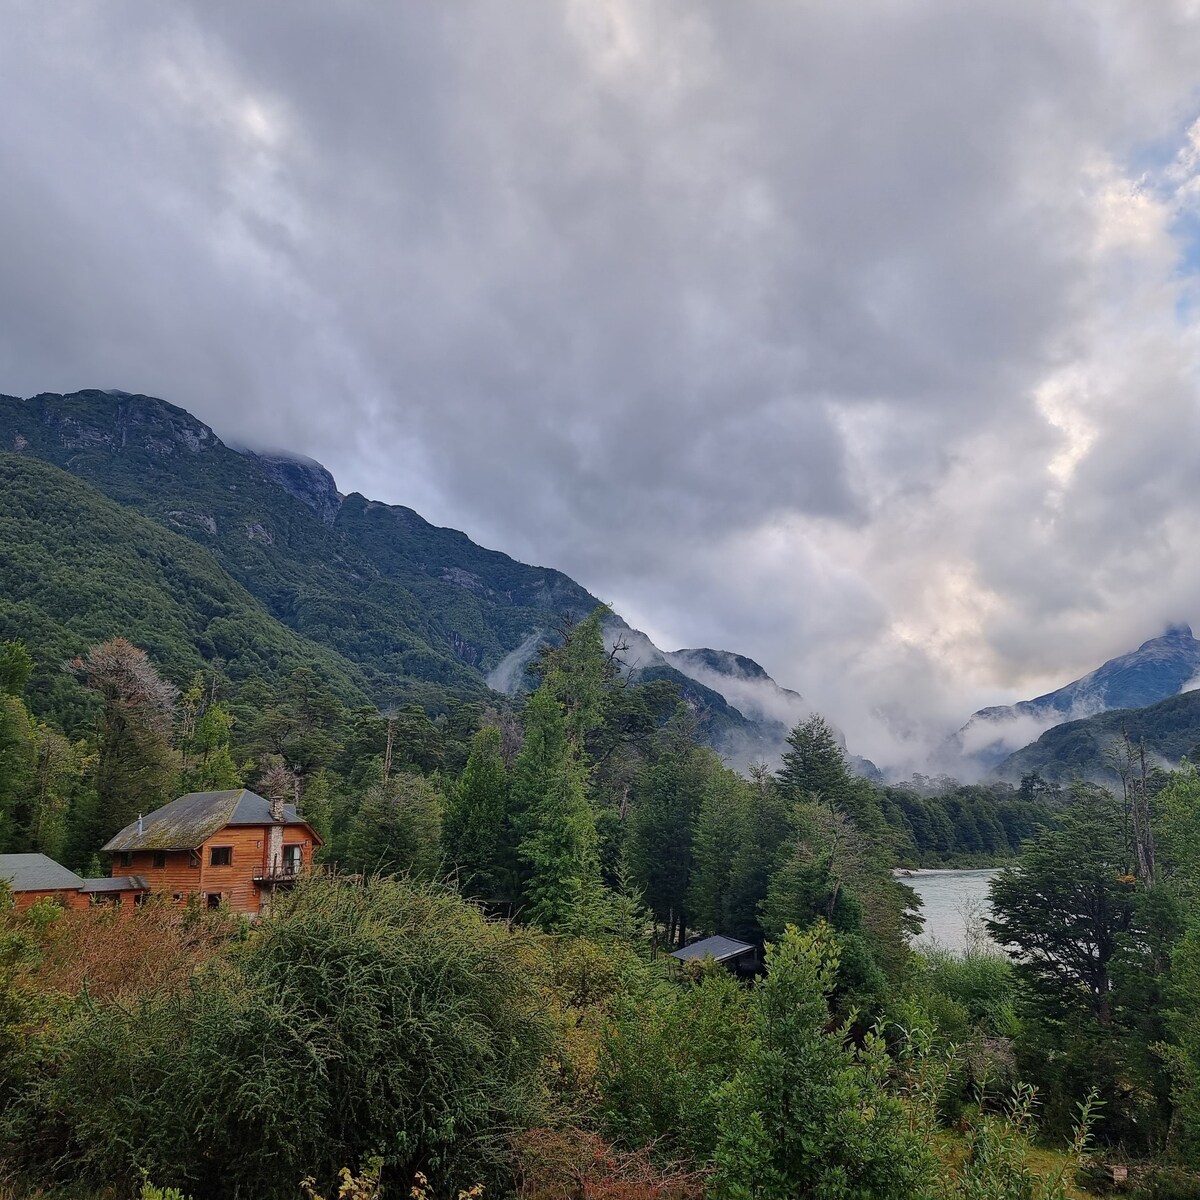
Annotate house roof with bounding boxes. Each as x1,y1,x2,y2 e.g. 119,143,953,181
81,875,150,893
669,935,756,964
102,789,319,852
0,853,84,893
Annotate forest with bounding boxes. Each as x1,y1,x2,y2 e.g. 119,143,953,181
2,610,1200,1198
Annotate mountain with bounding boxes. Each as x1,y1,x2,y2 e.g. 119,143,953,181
0,389,822,766
950,625,1200,773
0,453,367,730
995,688,1200,782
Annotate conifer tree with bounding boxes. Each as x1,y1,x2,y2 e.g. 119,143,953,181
179,702,241,792
345,772,443,879
74,638,177,844
688,767,753,935
443,725,508,899
776,714,849,806
511,685,599,930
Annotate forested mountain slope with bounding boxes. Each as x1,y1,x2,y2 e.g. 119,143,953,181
0,454,368,731
995,687,1200,782
0,389,822,763
950,625,1200,772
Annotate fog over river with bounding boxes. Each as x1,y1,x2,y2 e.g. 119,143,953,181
902,868,1001,955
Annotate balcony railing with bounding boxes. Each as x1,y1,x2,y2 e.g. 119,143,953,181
253,864,303,885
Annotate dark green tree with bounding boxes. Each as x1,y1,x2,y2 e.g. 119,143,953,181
711,925,938,1199
687,766,753,936
443,724,509,898
74,638,177,846
988,787,1163,1143
776,714,849,807
345,773,443,879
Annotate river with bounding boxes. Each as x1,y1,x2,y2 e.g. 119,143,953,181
899,867,1001,955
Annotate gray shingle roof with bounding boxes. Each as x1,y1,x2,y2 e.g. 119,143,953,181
669,935,756,964
101,789,314,852
80,876,150,893
0,853,84,893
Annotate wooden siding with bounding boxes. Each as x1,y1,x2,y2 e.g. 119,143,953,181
12,888,83,911
110,823,318,915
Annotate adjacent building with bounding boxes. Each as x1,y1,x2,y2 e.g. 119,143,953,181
101,787,322,914
0,853,148,911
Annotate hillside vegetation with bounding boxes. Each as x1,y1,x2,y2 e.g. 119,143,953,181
997,688,1200,782
0,454,367,730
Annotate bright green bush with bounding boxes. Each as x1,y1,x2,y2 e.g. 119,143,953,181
710,924,940,1200
597,963,751,1161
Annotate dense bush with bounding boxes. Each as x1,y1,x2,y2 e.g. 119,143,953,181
10,876,551,1199
710,924,940,1199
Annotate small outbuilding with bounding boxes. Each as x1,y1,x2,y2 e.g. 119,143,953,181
669,934,760,976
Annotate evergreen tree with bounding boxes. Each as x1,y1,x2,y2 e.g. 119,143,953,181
519,750,598,931
626,744,716,945
777,714,850,806
0,642,33,698
0,695,36,851
179,702,241,792
510,685,599,930
345,773,443,879
687,766,753,935
988,786,1162,1143
711,925,938,1199
443,725,508,898
723,764,792,944
73,638,177,845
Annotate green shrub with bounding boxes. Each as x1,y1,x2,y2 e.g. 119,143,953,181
597,964,751,1161
710,924,940,1200
15,875,551,1198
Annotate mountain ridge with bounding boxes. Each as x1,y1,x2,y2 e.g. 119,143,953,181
0,388,823,769
951,624,1200,774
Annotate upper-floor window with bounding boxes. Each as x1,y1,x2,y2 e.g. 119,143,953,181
117,851,133,868
152,851,166,869
209,846,232,867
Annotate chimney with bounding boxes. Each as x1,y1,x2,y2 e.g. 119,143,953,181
268,789,285,823
137,813,144,835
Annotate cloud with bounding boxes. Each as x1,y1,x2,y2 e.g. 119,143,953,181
3,1,1200,767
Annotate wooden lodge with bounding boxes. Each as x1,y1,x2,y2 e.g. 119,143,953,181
101,788,322,915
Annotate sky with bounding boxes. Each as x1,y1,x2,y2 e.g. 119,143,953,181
4,0,1200,767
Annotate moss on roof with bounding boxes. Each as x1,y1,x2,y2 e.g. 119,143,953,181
102,789,312,852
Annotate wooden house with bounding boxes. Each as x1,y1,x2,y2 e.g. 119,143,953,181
101,788,322,915
0,853,148,911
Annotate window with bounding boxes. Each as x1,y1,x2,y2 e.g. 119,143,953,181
152,851,166,869
283,845,302,872
135,892,148,907
172,893,183,903
206,893,222,910
118,851,133,868
209,846,232,867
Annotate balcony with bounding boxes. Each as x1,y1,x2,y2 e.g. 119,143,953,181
253,864,303,886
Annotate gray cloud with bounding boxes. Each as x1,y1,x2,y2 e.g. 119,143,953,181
4,1,1200,767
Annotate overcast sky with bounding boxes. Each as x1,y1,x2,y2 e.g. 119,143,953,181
4,1,1200,765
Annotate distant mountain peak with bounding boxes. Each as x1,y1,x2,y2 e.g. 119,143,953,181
951,623,1200,773
671,648,773,683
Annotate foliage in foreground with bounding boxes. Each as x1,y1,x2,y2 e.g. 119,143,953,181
5,876,551,1199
